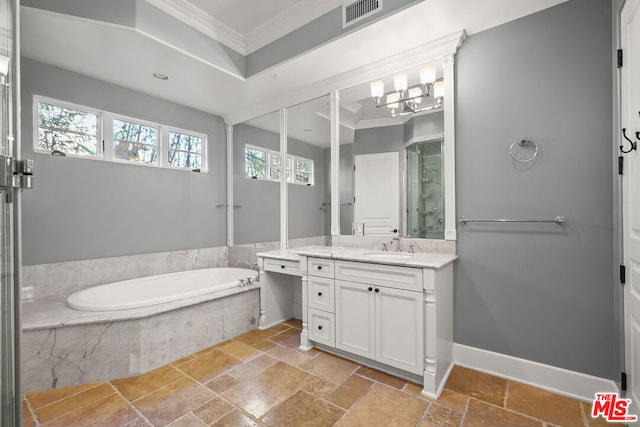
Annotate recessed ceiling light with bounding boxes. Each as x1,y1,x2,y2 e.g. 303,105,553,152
153,72,169,81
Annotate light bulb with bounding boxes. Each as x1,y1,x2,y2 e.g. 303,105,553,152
370,81,384,98
420,65,436,85
386,92,400,109
408,87,423,104
393,74,408,92
433,81,445,99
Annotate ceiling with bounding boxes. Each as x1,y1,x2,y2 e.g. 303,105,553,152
20,0,568,147
186,0,310,36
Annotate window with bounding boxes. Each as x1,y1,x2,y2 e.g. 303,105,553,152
168,130,204,170
113,118,158,165
36,100,99,157
34,96,208,172
244,144,314,185
293,158,313,185
245,146,267,179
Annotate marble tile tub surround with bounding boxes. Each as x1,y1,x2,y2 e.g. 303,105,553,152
331,235,456,254
23,246,229,299
22,289,259,393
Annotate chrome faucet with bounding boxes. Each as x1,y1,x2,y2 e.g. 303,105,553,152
390,229,401,252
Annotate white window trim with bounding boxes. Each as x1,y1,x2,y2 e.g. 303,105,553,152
105,112,162,168
33,95,104,160
244,144,314,186
166,126,208,172
33,95,208,173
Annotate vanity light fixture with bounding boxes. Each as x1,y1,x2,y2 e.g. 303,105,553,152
370,65,444,117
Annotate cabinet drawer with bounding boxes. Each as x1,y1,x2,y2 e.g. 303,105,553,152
308,308,335,347
263,258,301,276
308,257,334,278
308,276,335,313
335,260,422,292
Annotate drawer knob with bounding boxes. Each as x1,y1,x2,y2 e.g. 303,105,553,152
375,288,380,293
317,265,323,270
318,292,323,296
368,287,373,292
281,265,285,269
318,325,323,330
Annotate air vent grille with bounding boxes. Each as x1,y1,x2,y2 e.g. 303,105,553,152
342,0,382,28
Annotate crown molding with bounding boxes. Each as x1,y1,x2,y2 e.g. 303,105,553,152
244,0,342,54
144,0,246,54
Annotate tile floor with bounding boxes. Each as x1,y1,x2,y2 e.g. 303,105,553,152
22,319,615,427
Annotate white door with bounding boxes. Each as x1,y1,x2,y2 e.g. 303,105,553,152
354,152,399,236
375,286,423,375
622,0,640,417
335,280,375,358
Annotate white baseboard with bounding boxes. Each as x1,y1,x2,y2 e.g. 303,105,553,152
453,343,619,402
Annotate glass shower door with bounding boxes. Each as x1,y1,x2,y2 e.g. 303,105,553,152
0,0,20,424
406,139,444,239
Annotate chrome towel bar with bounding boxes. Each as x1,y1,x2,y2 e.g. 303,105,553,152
459,216,566,225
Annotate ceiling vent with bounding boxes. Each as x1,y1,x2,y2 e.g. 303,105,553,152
342,0,383,28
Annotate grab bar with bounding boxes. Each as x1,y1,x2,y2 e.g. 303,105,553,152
459,216,566,225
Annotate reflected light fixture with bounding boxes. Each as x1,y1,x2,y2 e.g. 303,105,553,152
370,65,444,117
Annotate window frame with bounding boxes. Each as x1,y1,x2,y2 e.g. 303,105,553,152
166,126,208,172
33,95,103,160
244,144,314,186
33,95,208,173
104,112,162,168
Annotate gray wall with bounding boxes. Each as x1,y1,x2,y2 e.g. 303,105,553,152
21,59,227,265
233,124,325,244
454,0,614,379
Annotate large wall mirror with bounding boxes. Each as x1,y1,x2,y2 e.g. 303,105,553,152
335,59,450,239
286,96,330,245
233,111,281,245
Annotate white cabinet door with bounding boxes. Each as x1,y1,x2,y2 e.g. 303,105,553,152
335,280,375,359
375,286,424,375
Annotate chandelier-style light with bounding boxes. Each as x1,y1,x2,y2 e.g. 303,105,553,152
370,65,444,117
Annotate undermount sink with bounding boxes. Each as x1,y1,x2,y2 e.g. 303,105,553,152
362,252,414,260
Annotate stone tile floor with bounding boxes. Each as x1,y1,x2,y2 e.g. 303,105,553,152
22,319,617,427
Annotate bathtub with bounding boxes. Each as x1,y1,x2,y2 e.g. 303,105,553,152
66,267,258,311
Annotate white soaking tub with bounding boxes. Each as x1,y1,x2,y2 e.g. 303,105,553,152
66,267,258,311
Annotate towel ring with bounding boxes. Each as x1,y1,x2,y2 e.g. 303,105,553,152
509,138,538,163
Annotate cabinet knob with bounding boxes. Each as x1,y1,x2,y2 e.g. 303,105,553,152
368,287,373,292
318,292,323,296
281,265,285,269
318,325,323,330
375,288,380,293
317,265,323,270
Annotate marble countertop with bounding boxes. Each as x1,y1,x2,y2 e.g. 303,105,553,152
256,248,302,262
258,245,457,269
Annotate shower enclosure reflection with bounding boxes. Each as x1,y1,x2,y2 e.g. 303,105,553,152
406,139,444,239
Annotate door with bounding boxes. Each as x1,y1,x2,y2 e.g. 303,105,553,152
354,152,399,236
0,0,17,425
375,286,423,375
335,280,375,358
622,0,640,417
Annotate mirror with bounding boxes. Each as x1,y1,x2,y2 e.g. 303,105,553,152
286,95,331,247
336,60,446,238
233,111,281,245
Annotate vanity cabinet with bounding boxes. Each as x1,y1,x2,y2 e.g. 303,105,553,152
307,257,336,346
335,272,423,375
